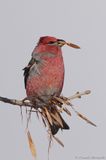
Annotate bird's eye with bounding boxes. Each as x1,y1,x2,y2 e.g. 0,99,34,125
48,41,55,44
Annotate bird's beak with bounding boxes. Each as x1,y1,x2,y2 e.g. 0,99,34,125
57,39,66,47
57,39,80,49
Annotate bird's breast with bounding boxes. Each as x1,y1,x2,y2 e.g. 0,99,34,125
26,55,64,99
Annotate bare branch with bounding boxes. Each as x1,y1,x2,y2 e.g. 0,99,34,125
68,90,91,100
0,90,91,108
0,89,96,152
0,96,33,107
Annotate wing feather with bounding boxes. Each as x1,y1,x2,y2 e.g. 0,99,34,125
23,58,36,88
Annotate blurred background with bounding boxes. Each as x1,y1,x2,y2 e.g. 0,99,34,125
0,0,106,159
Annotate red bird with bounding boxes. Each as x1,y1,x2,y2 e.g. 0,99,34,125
23,36,80,135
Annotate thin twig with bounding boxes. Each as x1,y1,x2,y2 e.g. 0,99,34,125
0,90,91,108
0,96,33,107
68,90,91,100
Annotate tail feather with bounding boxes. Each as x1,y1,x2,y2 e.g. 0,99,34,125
59,114,70,130
50,112,70,135
50,124,60,135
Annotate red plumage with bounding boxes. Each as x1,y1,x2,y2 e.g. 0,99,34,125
24,36,69,135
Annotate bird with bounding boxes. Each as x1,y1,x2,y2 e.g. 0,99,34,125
23,36,80,135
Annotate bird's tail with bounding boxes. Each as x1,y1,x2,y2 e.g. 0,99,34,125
47,107,70,135
50,113,69,135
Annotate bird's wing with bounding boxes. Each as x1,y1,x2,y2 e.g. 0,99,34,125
23,51,56,88
23,57,39,88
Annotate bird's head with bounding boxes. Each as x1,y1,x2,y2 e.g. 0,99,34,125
38,36,65,47
37,36,80,49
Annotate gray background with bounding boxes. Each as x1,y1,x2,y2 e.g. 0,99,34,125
0,0,106,160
